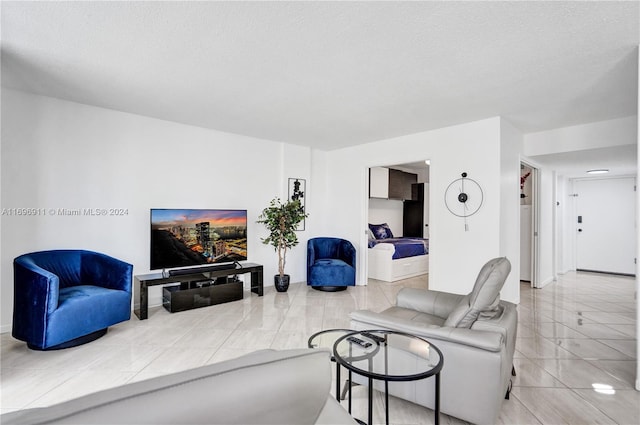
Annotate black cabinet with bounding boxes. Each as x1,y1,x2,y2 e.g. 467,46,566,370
389,169,417,200
163,278,242,313
403,183,425,237
411,182,424,201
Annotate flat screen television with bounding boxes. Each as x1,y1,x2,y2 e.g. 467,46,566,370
150,209,247,271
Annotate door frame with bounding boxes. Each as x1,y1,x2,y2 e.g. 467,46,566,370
363,160,431,282
521,160,540,288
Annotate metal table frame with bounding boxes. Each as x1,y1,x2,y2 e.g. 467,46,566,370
332,329,443,425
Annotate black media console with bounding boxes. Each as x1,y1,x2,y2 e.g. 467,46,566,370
162,276,243,313
134,262,263,320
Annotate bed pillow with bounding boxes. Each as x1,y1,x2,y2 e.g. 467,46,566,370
368,223,394,240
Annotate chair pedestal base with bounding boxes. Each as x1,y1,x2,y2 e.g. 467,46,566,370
311,285,348,292
28,328,108,351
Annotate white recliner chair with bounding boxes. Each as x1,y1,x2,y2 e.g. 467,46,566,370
349,257,517,425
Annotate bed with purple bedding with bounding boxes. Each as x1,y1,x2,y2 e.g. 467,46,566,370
368,237,429,259
367,223,429,282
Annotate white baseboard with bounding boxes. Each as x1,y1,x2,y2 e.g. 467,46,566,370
1,324,11,334
535,276,555,289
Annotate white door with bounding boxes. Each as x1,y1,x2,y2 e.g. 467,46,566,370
575,177,636,275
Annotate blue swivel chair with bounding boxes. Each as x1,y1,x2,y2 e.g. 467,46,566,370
307,237,356,292
12,250,133,350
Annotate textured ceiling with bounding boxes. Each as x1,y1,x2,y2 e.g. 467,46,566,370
2,1,639,154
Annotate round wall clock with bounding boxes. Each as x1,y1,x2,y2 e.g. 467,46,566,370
444,172,483,230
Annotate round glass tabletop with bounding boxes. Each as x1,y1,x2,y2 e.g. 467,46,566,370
333,329,443,381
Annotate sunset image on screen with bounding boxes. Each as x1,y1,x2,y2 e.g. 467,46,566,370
151,209,247,269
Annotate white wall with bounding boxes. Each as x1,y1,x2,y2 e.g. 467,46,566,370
315,117,521,303
0,89,313,331
524,116,637,155
308,149,328,238
556,175,573,274
368,198,403,236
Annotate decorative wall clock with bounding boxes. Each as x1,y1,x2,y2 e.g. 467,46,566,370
444,172,483,231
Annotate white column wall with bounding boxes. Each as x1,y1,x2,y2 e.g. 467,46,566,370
537,164,556,287
500,119,523,303
555,175,573,274
308,148,329,238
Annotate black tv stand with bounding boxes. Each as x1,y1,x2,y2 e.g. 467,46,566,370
134,262,263,320
167,262,238,277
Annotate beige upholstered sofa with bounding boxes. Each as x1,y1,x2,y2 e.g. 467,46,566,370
350,257,517,425
1,348,357,425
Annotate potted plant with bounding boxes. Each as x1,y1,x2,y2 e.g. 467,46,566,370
257,197,308,292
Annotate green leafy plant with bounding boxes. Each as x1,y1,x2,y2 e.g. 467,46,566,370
257,197,308,277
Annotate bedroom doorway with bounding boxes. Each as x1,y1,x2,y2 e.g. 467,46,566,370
366,160,430,283
368,161,430,238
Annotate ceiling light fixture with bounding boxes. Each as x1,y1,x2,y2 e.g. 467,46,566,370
586,169,609,174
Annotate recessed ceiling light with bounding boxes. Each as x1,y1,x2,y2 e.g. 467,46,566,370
586,169,609,174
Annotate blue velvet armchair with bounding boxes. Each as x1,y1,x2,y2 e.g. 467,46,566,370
307,237,356,292
12,250,133,350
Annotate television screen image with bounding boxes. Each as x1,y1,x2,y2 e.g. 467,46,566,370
151,209,247,270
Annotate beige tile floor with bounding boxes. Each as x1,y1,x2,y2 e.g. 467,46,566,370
1,271,637,424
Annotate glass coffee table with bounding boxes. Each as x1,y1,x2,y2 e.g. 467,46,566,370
332,329,443,425
308,329,355,403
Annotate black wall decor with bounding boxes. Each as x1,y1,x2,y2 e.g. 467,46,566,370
288,178,306,230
